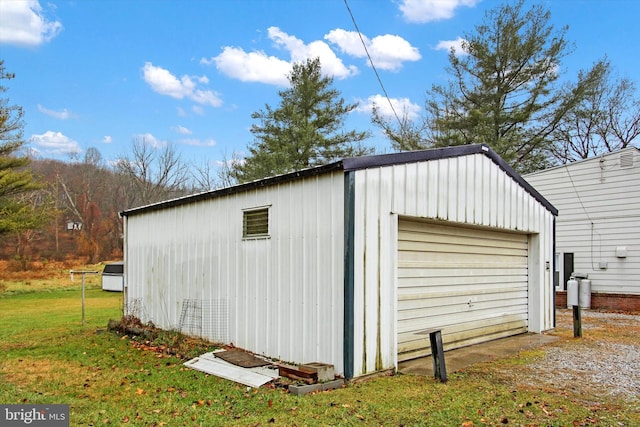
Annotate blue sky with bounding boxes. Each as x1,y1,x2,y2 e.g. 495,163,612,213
1,0,638,169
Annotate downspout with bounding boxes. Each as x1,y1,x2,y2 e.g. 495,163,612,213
343,171,355,380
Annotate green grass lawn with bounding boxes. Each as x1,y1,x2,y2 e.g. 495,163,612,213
1,288,637,426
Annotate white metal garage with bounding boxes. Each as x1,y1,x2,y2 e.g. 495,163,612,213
397,218,529,362
121,144,557,379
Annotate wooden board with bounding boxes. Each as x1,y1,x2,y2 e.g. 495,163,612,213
214,349,271,368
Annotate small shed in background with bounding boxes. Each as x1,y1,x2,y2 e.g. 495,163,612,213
101,261,124,292
120,144,557,379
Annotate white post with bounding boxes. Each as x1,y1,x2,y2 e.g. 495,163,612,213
82,274,85,326
70,270,99,326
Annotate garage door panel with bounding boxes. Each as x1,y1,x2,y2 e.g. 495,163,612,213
398,277,527,291
399,238,528,255
398,307,528,333
398,266,528,279
398,291,528,312
398,314,528,348
398,314,528,353
398,273,528,288
397,219,529,363
399,221,527,242
399,228,526,246
398,249,527,267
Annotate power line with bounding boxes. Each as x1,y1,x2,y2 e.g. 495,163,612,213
563,162,600,271
343,0,403,128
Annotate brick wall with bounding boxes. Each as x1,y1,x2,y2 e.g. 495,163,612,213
556,291,567,308
555,291,640,312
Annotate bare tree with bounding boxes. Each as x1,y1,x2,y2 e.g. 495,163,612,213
190,150,244,192
84,147,103,167
552,61,640,162
115,137,190,207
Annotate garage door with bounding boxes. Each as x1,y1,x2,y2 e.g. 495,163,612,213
398,219,529,362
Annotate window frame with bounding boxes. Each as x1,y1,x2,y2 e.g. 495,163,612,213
242,205,271,239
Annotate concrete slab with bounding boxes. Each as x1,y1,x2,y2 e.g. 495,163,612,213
398,333,559,376
288,379,346,396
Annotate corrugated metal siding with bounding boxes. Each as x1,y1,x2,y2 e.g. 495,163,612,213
525,148,640,295
387,155,538,231
351,153,555,376
397,219,529,362
125,172,346,375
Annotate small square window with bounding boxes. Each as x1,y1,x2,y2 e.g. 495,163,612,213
243,207,269,238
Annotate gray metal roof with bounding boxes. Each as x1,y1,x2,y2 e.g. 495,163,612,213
120,144,558,217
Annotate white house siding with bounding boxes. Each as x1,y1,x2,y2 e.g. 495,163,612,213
124,171,346,375
525,148,640,295
350,153,555,375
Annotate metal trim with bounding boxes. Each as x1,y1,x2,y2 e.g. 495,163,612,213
343,171,355,379
552,217,557,328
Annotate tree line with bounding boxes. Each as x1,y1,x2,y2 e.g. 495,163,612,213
1,1,638,265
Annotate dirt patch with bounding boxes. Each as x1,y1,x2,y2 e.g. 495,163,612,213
1,357,73,386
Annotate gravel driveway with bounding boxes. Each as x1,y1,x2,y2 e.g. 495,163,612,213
499,309,640,408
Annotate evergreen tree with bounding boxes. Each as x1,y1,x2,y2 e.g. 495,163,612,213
374,1,605,173
0,60,43,235
232,58,371,182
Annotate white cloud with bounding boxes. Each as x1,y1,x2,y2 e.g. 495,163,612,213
37,104,75,120
325,29,421,72
356,94,421,121
29,131,81,156
172,125,192,135
268,27,358,80
192,105,204,115
141,62,222,107
204,46,292,86
102,135,112,144
133,133,164,148
399,0,479,23
179,138,216,147
434,37,468,56
203,27,358,86
0,0,62,46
